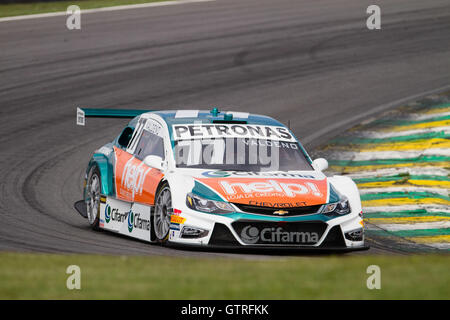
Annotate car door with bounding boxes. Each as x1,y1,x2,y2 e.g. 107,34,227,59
114,117,165,206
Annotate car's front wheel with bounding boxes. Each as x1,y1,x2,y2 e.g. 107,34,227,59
153,183,172,242
85,166,101,229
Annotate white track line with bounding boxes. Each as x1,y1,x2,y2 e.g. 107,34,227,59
426,243,450,249
359,127,450,139
346,167,449,178
359,187,449,197
412,111,450,121
302,84,450,145
0,0,215,23
332,149,450,161
366,221,450,231
363,205,450,213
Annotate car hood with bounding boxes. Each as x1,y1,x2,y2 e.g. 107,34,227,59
178,169,331,207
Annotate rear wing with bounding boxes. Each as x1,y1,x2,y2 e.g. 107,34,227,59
76,107,152,126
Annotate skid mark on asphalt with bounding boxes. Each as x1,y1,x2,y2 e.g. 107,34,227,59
315,93,450,252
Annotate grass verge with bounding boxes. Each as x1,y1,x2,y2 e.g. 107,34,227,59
0,252,449,299
0,0,170,18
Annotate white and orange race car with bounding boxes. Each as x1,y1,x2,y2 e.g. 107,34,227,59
74,107,368,251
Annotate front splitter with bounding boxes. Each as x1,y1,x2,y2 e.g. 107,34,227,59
166,241,370,254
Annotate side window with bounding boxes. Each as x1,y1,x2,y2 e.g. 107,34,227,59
134,130,165,161
118,127,134,149
127,117,147,152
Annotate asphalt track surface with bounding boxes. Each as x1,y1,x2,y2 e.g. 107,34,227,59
0,0,449,257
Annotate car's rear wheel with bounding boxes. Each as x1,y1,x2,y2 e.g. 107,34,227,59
85,166,101,229
153,183,172,242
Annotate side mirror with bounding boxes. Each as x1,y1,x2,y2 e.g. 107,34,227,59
312,158,328,171
143,155,164,171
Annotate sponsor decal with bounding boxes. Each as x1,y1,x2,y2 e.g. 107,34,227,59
241,226,260,244
172,124,295,142
202,171,232,178
114,146,164,205
169,215,185,231
248,200,307,208
201,170,317,179
242,139,299,149
240,225,319,244
76,107,85,126
170,216,186,224
220,179,322,198
227,171,316,179
196,177,327,206
127,211,151,233
127,211,134,232
172,208,182,216
144,120,163,136
170,223,181,231
105,205,128,224
122,159,151,199
105,204,111,223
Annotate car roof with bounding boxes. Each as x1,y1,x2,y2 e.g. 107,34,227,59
124,109,309,162
142,109,285,127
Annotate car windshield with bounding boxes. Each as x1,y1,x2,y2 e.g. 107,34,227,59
173,138,313,172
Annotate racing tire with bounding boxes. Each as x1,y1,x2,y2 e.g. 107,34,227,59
85,166,101,230
152,182,172,243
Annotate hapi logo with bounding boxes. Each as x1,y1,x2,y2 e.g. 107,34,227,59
220,180,322,198
122,159,152,200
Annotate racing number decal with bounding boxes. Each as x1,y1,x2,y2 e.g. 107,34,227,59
114,146,164,205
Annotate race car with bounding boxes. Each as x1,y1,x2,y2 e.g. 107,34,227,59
74,107,368,251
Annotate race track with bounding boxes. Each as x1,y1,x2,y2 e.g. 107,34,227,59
0,0,449,256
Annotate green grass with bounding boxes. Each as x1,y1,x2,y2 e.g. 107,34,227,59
0,0,170,18
0,252,449,299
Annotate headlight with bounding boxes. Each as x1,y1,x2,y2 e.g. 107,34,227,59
186,193,235,214
321,198,351,215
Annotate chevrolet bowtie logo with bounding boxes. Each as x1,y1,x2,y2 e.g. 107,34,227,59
273,210,289,215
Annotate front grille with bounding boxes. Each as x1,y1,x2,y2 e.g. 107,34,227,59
208,223,241,246
232,220,327,245
233,203,322,216
320,226,346,248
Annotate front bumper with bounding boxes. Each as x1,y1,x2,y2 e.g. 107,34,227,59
207,222,366,249
168,208,367,251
